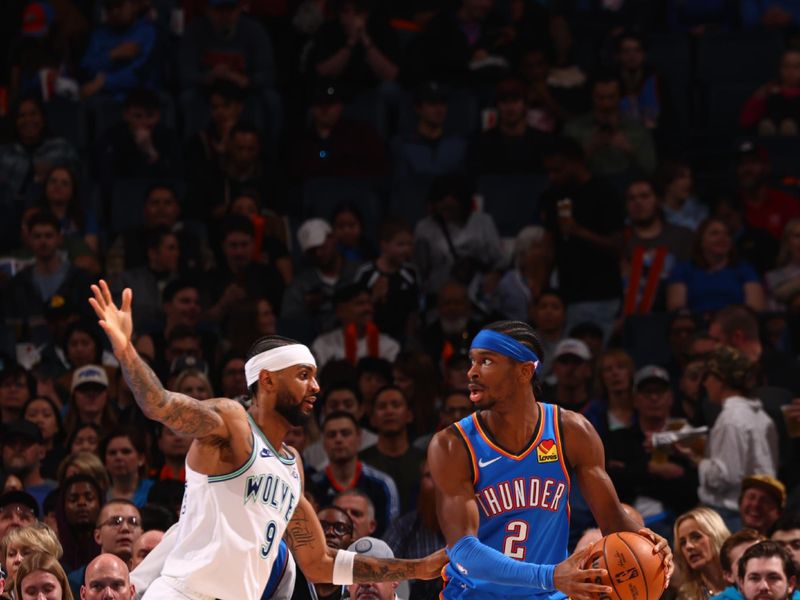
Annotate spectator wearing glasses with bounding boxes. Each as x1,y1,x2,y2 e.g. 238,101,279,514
67,500,141,597
292,505,354,600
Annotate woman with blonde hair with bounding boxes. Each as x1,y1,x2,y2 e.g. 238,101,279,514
56,452,110,492
1,523,63,599
765,217,800,306
173,368,214,400
13,552,73,600
673,507,731,600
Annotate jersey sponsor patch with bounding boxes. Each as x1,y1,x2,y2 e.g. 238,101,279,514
536,439,558,463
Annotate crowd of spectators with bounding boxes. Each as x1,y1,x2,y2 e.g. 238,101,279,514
1,0,800,599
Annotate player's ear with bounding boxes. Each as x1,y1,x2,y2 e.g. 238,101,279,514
259,369,275,389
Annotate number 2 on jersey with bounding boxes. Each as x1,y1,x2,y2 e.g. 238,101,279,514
261,520,277,559
503,520,529,560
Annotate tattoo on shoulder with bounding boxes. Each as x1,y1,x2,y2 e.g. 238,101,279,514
353,557,416,583
120,351,221,438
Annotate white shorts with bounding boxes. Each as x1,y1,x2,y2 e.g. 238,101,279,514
141,576,216,600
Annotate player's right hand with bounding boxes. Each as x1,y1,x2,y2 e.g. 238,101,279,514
553,544,611,600
89,280,133,355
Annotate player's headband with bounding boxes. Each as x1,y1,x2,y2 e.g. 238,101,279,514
471,330,540,367
244,345,317,387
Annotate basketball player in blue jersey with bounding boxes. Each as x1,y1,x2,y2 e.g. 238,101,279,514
429,320,674,600
89,280,446,600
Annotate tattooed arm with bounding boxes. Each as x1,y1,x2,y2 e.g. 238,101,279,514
285,494,446,584
89,281,231,439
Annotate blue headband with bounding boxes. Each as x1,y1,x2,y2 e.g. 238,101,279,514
471,330,540,365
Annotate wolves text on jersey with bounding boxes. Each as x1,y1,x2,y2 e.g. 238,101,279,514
244,473,297,522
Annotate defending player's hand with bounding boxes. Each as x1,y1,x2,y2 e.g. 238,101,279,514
637,527,673,588
89,280,134,356
419,548,448,580
552,544,611,600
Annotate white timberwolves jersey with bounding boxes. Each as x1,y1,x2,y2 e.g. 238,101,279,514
158,415,301,600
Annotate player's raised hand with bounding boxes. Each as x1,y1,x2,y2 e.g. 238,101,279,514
553,544,612,600
88,280,133,355
637,527,673,588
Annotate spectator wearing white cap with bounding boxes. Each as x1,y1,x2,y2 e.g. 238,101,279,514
605,365,698,537
63,365,118,439
540,338,593,411
281,218,358,332
346,537,402,600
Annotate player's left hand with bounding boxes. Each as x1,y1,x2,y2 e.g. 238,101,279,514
637,527,673,588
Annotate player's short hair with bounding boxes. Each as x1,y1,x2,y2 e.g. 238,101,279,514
737,540,796,580
720,528,764,573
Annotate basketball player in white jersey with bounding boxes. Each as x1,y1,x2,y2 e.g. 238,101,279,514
89,281,446,600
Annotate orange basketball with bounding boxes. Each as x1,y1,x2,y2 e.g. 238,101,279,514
584,532,666,600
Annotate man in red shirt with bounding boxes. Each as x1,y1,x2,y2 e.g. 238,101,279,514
736,142,800,239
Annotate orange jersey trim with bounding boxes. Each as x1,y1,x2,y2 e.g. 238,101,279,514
470,407,545,461
453,421,479,485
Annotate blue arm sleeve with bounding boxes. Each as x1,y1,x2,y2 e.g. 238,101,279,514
446,536,556,590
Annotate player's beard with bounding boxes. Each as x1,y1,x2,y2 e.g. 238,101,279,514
275,386,309,426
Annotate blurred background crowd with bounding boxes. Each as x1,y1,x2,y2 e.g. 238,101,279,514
1,0,800,598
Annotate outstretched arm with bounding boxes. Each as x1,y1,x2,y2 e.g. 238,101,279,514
427,428,610,600
88,281,230,439
285,493,445,584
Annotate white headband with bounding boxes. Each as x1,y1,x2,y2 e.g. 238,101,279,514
244,345,317,387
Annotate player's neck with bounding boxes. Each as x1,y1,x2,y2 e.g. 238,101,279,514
250,403,289,453
484,396,539,452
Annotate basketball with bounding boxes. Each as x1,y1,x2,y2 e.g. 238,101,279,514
584,532,666,600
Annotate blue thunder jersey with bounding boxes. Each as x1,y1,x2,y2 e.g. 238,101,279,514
443,402,571,600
